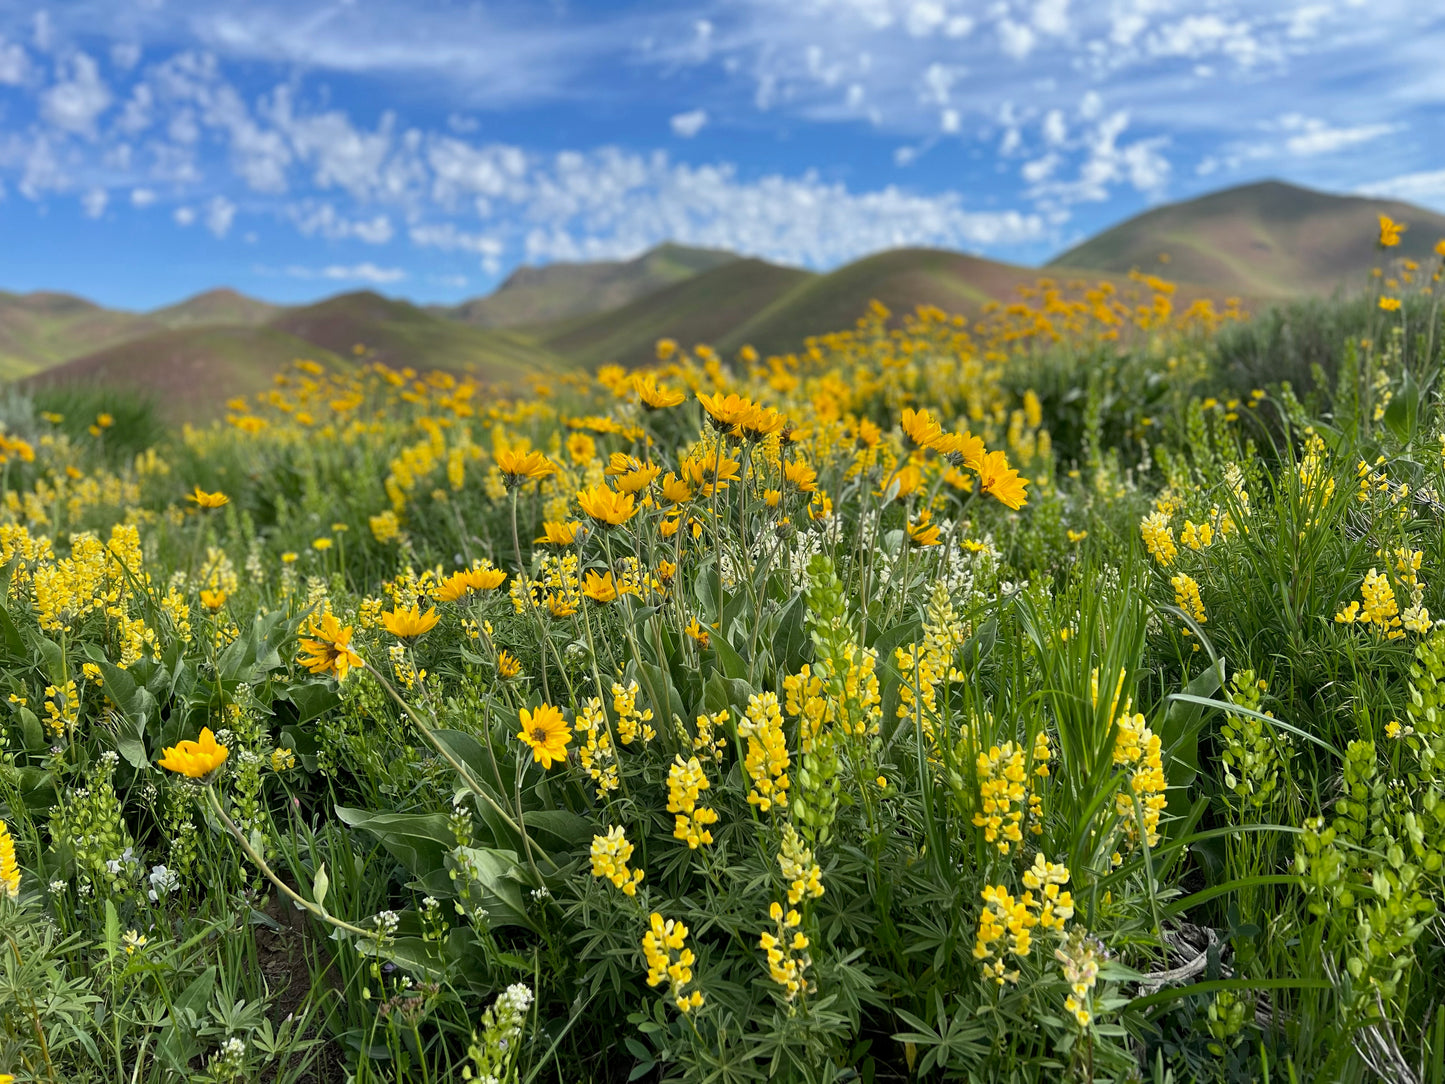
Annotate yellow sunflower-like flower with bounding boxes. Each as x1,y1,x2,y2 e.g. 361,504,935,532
517,704,572,769
697,391,757,434
1379,213,1405,248
535,520,583,546
158,727,229,778
188,486,229,509
582,570,618,603
900,407,944,450
436,566,508,602
496,447,557,486
977,450,1029,510
635,372,686,410
298,612,365,681
577,484,638,526
382,604,440,640
498,650,523,679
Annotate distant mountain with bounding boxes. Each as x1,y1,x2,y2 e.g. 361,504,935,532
271,291,564,379
151,288,282,330
1048,180,1445,298
715,249,1051,358
34,327,349,416
537,258,815,369
445,243,740,329
34,292,568,419
538,247,1173,368
0,291,159,380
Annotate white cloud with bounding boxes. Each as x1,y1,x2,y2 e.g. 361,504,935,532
1042,108,1067,146
205,194,236,237
40,52,112,136
997,20,1036,60
284,262,407,284
670,109,708,138
1358,170,1445,204
0,36,28,84
130,186,156,207
290,201,394,243
81,187,108,218
110,42,141,70
1277,114,1395,157
174,205,196,226
1032,0,1070,37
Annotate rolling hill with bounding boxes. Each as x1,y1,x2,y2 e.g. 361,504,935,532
534,258,815,369
150,288,282,330
32,326,349,417
1049,180,1445,298
270,291,565,380
445,243,740,328
0,291,159,380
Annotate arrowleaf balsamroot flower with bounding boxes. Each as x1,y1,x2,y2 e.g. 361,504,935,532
634,372,686,410
0,818,19,900
187,486,229,509
535,520,582,546
517,704,571,769
900,407,945,450
582,570,618,603
436,566,507,602
298,612,365,681
1379,213,1405,247
577,484,638,526
495,447,557,486
158,727,229,778
382,603,440,639
976,450,1029,510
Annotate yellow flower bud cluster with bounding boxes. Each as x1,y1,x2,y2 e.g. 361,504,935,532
739,692,790,813
973,742,1027,854
759,901,813,1001
666,756,719,849
1112,706,1167,849
642,913,703,1013
611,680,655,745
574,697,619,798
590,826,644,896
777,824,824,905
1139,510,1177,566
974,856,1074,985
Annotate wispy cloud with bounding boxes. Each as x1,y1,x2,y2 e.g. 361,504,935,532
283,262,408,284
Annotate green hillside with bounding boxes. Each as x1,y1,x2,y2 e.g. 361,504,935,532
0,291,159,380
269,291,565,380
536,259,815,368
150,288,281,329
714,249,1049,357
1049,179,1445,298
447,243,739,328
30,327,349,419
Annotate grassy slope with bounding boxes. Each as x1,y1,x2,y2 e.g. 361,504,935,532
535,259,815,368
150,288,282,329
715,249,1049,357
268,291,566,380
0,291,160,380
1048,180,1445,298
29,327,349,419
447,243,741,328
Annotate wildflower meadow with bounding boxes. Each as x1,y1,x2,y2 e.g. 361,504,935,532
5,219,1445,1083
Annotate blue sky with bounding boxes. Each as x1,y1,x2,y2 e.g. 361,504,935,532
0,0,1442,310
